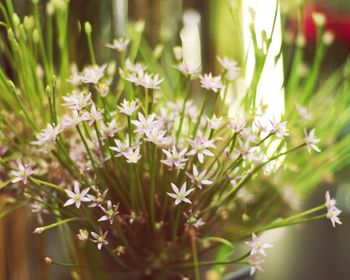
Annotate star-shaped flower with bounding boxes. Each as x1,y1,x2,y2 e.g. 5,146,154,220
90,229,108,250
161,146,188,170
118,99,139,116
187,136,216,163
167,182,194,205
245,233,273,257
199,73,223,92
11,160,34,184
186,165,212,189
304,128,321,153
64,181,90,209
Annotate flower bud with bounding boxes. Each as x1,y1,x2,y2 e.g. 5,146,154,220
24,16,35,30
32,29,40,43
13,14,21,27
312,12,326,26
323,31,335,45
84,21,92,35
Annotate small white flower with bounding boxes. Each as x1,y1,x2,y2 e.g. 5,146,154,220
186,165,212,189
125,59,146,74
61,110,89,128
249,254,265,276
62,91,91,111
32,124,62,145
296,105,312,120
325,191,342,227
82,65,106,84
118,99,139,116
144,128,167,146
110,137,132,158
206,115,223,130
167,182,194,205
304,128,321,153
174,61,201,77
187,136,216,163
87,189,108,208
106,38,130,51
200,73,223,92
64,181,90,208
98,201,119,224
100,119,119,140
124,146,141,164
161,146,188,170
90,230,108,250
85,103,104,126
228,117,246,133
245,233,273,257
217,57,240,81
77,229,89,241
235,139,254,160
269,118,289,138
11,160,34,184
126,71,163,89
131,113,159,135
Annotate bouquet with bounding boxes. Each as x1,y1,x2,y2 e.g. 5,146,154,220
0,0,348,279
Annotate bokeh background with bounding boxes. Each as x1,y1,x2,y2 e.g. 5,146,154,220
1,0,350,279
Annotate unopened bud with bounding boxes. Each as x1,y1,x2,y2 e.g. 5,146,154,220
84,21,92,34
34,227,44,234
323,31,335,45
312,12,326,26
45,257,52,264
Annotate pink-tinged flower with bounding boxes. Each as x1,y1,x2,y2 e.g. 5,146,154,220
32,124,62,145
61,110,89,128
304,128,321,153
206,115,223,130
68,72,84,86
228,117,246,133
118,99,139,116
131,113,159,135
268,118,289,138
144,128,168,146
100,119,119,140
167,182,194,205
161,146,188,170
249,254,265,276
98,201,119,224
124,146,141,164
10,160,33,184
186,214,205,229
186,165,212,189
62,91,91,111
106,38,130,51
85,103,104,126
296,105,312,120
325,191,342,227
174,61,201,77
125,59,146,74
187,136,216,163
199,73,223,92
245,233,273,257
90,229,108,250
126,71,163,89
217,57,240,81
64,181,90,208
239,127,258,143
110,137,132,157
87,189,108,208
82,65,106,84
235,139,254,160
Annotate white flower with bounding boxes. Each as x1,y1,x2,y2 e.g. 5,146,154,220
217,57,240,81
187,136,216,163
98,201,119,225
110,137,131,157
206,115,223,130
64,181,90,208
131,113,159,135
126,71,163,89
62,91,91,111
100,119,119,140
304,128,321,153
77,229,89,241
61,110,89,128
124,146,141,164
10,160,34,184
106,38,130,51
90,230,108,250
82,65,106,84
199,73,223,92
269,118,289,138
85,103,104,126
144,128,168,146
167,182,194,205
235,139,254,160
325,191,342,227
186,165,212,189
118,99,139,116
32,124,62,145
228,117,246,133
87,189,108,208
125,59,146,73
245,233,273,257
174,61,201,77
296,105,311,120
249,254,265,276
161,146,188,170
